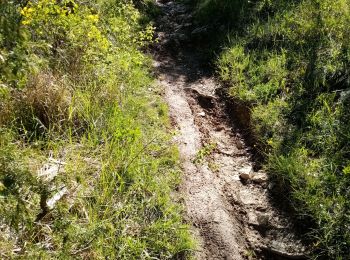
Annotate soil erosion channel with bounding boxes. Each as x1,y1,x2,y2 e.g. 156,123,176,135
152,1,307,259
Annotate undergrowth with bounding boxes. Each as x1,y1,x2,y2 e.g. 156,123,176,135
0,0,193,258
193,0,350,258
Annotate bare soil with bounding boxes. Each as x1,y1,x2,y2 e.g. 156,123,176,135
152,1,308,259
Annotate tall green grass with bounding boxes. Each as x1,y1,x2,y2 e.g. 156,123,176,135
194,0,350,258
0,0,193,258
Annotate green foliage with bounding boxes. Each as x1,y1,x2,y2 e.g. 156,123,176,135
251,98,288,149
193,142,217,164
206,0,350,258
0,0,192,258
220,48,287,104
0,0,28,87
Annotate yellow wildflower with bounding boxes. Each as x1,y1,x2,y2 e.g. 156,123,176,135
87,14,99,23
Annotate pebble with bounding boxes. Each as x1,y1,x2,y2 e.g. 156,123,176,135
251,171,268,184
236,140,244,149
239,165,253,180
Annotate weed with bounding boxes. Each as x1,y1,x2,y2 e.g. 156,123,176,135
193,141,217,164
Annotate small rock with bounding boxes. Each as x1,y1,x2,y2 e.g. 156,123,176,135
239,172,251,180
268,182,275,190
256,213,270,227
239,165,253,180
256,206,267,212
218,148,234,156
251,171,268,184
247,211,259,226
236,140,244,149
197,111,206,117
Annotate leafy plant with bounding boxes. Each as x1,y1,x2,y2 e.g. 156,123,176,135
193,142,217,164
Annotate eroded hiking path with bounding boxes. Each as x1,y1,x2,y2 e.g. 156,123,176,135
152,1,308,259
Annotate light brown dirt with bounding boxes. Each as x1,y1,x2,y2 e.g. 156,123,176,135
152,1,308,259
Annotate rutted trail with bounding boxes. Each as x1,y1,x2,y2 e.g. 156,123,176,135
152,1,308,259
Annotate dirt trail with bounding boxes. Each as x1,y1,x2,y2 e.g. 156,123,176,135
152,1,308,259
